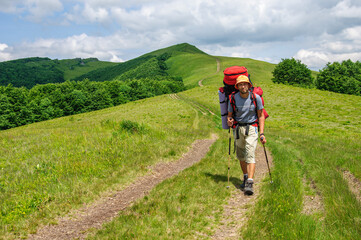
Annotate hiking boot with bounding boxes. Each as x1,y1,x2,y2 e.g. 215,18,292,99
240,174,248,189
244,179,254,195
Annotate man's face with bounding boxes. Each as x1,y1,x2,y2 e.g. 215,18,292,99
237,82,249,94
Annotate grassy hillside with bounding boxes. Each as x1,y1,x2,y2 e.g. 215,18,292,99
0,43,204,89
141,42,207,58
60,58,117,81
0,57,116,88
72,43,204,83
1,44,360,239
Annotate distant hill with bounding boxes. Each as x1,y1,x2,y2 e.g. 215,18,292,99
73,43,206,82
0,57,116,88
0,43,205,88
0,57,64,88
72,55,154,82
140,43,207,57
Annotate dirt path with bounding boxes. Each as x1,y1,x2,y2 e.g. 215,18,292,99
198,58,221,87
343,170,361,203
28,135,218,240
211,144,273,239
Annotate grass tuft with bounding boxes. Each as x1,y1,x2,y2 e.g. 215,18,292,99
119,120,148,134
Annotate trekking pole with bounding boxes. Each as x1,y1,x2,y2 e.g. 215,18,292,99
261,139,273,184
227,128,231,189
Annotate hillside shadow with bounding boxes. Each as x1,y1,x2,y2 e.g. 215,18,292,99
205,172,243,190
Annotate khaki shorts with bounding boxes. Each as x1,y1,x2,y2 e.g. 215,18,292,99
233,125,258,164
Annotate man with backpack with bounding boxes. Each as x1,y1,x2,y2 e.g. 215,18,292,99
227,75,266,195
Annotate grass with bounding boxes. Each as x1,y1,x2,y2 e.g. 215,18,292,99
61,60,117,81
166,52,219,88
1,48,361,239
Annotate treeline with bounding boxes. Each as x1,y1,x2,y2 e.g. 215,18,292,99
0,57,64,88
0,77,184,130
0,53,173,90
272,58,361,96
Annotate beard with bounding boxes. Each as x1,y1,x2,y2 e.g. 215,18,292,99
239,88,249,94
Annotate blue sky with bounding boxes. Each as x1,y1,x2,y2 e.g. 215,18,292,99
1,0,361,70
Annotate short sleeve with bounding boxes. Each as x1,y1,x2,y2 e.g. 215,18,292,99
255,94,264,110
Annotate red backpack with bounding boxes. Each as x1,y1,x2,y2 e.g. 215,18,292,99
222,66,249,97
224,66,249,85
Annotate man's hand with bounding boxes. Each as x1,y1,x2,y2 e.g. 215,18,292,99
260,134,267,144
227,117,234,127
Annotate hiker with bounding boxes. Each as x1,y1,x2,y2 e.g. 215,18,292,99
227,75,266,195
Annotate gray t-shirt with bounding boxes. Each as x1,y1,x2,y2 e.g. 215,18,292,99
228,92,264,124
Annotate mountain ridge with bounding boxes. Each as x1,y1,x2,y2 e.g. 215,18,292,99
0,43,206,88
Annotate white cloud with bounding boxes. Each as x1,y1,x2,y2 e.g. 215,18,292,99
294,49,330,69
0,0,24,13
26,0,63,21
0,43,11,62
0,43,8,51
342,26,361,40
295,48,361,70
6,33,138,62
331,0,361,18
294,26,361,69
0,0,63,21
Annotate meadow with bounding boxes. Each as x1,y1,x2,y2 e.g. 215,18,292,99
0,46,360,239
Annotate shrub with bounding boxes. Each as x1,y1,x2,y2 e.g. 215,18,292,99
119,120,147,134
316,60,361,96
272,58,314,87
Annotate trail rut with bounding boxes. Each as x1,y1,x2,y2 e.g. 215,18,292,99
211,145,273,239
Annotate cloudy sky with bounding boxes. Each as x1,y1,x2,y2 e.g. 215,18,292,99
1,0,361,70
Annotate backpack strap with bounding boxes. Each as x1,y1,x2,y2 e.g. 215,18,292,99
250,92,257,115
229,91,239,128
250,92,260,130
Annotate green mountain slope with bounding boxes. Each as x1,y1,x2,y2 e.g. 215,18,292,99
60,58,117,81
0,57,64,88
0,57,116,88
0,43,207,88
1,44,360,239
72,43,207,83
141,42,207,57
71,55,154,82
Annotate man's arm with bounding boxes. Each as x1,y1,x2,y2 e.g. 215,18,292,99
257,109,266,144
